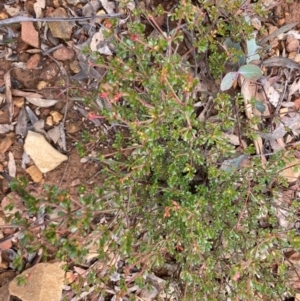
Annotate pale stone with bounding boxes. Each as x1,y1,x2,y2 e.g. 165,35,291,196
286,35,300,53
50,111,63,123
37,81,47,90
21,22,39,48
9,262,65,301
26,54,41,70
48,8,74,39
53,46,75,61
24,131,67,173
70,60,80,73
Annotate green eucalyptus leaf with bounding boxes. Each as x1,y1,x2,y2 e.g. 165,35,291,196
246,32,261,63
238,65,262,79
255,101,266,114
220,72,237,91
221,154,248,173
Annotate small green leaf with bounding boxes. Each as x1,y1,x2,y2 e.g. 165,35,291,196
255,101,266,114
238,65,262,79
246,32,261,63
220,72,237,91
291,236,300,249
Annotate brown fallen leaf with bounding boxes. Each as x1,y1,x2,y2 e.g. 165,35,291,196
15,106,28,138
0,136,13,154
8,152,16,178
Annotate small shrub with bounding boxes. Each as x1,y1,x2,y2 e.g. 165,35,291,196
8,0,297,300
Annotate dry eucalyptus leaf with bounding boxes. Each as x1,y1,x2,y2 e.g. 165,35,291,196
15,106,28,137
58,123,66,151
0,124,14,134
100,0,115,14
47,126,61,143
267,86,280,107
8,152,16,177
279,152,300,183
288,78,300,101
0,136,13,154
24,131,68,173
0,93,5,105
90,30,105,52
12,89,43,98
278,30,300,40
4,4,20,16
260,22,298,45
21,152,31,169
33,0,45,18
259,113,300,140
26,97,59,107
98,45,113,55
26,106,39,125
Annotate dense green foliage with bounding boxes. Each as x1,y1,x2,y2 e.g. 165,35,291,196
7,0,297,300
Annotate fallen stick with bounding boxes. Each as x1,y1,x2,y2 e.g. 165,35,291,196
0,13,124,27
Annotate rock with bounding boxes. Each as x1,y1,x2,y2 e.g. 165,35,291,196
0,271,16,301
286,35,300,53
9,262,65,301
48,8,74,40
70,60,81,73
24,131,68,173
53,46,75,61
21,22,39,48
26,54,41,70
26,165,43,183
50,111,63,123
37,81,47,90
46,116,53,126
66,121,82,133
295,53,300,63
40,62,59,81
47,126,60,143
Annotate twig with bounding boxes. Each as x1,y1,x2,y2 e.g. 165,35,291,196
231,176,251,232
0,13,124,27
274,69,291,117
